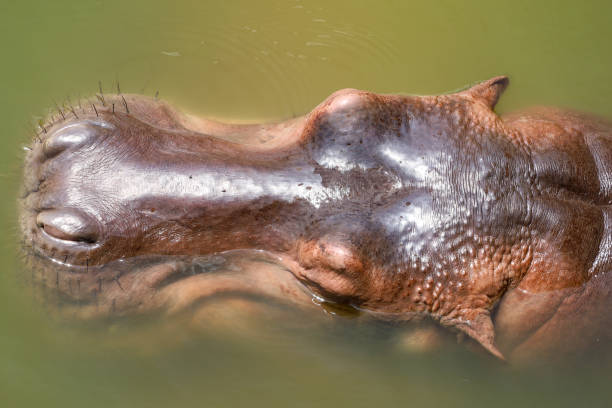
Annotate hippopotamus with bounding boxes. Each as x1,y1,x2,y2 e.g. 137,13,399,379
19,76,612,361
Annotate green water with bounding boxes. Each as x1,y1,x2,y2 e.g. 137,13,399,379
1,0,612,406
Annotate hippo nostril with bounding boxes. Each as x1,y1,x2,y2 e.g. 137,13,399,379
36,209,100,244
43,119,114,158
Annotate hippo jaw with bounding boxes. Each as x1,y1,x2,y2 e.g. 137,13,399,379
22,101,319,267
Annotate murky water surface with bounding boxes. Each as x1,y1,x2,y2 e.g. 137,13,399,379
1,0,612,406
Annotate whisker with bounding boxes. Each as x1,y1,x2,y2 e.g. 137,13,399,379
38,120,47,135
53,100,66,120
97,81,106,106
67,104,79,119
113,275,124,291
96,94,106,106
121,95,129,114
31,124,42,142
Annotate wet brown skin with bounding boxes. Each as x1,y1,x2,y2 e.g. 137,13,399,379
19,77,612,361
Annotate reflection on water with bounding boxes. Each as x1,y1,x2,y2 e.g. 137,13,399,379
2,0,612,406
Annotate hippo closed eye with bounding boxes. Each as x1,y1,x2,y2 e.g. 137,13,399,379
20,77,612,361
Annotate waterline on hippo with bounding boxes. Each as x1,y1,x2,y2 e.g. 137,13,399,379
19,77,612,361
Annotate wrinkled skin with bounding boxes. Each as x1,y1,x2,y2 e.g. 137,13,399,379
20,77,612,361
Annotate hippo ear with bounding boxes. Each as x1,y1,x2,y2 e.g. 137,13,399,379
441,309,505,360
461,76,509,110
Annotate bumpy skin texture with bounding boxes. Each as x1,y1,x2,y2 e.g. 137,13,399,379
20,77,612,360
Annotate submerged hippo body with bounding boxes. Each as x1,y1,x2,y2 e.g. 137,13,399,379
20,77,612,360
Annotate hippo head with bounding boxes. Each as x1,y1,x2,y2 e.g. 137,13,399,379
21,77,608,359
